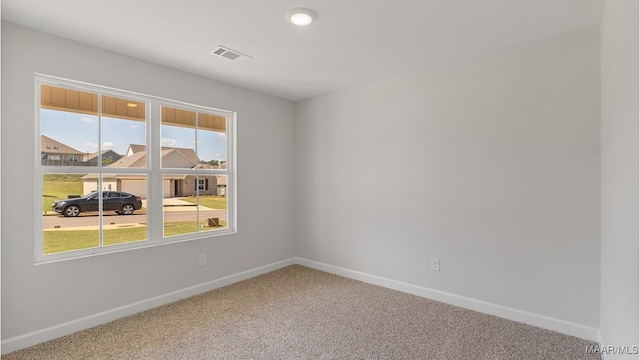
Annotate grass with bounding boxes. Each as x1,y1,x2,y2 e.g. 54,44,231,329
42,174,84,212
43,221,227,254
179,196,227,209
43,230,100,254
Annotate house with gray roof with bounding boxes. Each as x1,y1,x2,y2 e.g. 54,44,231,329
82,144,218,198
83,149,122,165
40,135,84,165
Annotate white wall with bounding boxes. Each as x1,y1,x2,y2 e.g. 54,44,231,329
1,22,295,345
600,0,639,357
295,27,601,331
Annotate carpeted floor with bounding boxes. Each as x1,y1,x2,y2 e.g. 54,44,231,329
2,265,600,359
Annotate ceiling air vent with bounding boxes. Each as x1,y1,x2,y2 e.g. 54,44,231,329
210,46,253,63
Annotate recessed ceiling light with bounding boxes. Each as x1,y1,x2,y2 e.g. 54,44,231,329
287,8,317,26
127,103,138,108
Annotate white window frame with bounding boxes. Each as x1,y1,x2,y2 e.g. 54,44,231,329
34,74,237,264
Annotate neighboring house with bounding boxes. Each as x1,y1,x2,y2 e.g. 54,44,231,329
81,174,148,198
83,149,122,165
82,144,217,198
125,144,146,157
197,162,227,196
40,135,84,165
200,162,227,196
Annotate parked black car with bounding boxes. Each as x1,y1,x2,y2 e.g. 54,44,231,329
52,191,143,217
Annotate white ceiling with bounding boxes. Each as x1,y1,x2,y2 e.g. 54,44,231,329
1,0,604,101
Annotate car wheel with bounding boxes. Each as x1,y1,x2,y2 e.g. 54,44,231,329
120,204,135,215
64,205,80,217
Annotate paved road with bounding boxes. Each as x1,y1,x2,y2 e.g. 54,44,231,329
43,209,226,230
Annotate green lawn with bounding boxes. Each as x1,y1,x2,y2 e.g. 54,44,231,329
42,174,84,212
43,221,227,254
179,196,227,209
43,230,100,254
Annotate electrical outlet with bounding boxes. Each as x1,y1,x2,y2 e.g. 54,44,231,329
198,253,207,266
430,257,440,272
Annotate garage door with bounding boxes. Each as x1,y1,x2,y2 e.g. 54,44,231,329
121,180,147,199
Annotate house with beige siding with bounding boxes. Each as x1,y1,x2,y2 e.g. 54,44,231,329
40,135,84,165
82,144,217,198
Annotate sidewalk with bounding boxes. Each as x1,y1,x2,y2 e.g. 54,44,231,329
147,198,215,211
161,198,195,206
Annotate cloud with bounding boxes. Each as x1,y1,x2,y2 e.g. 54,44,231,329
130,125,138,129
215,153,223,158
161,138,177,147
80,117,94,123
84,142,99,150
103,142,115,149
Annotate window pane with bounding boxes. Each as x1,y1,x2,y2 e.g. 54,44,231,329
102,175,147,246
42,173,99,254
163,175,197,237
40,85,99,167
161,106,197,169
101,96,146,168
197,112,227,166
162,175,228,237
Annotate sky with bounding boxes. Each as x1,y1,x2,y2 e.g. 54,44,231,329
40,109,227,162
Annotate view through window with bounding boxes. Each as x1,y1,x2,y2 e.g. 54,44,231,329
38,78,235,261
161,106,228,237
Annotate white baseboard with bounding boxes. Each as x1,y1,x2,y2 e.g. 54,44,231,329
295,257,600,342
1,258,296,355
2,257,600,355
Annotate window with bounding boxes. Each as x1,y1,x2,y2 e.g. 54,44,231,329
198,179,208,191
37,75,236,262
160,105,230,237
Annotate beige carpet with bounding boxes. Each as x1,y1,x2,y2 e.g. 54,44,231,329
2,265,599,359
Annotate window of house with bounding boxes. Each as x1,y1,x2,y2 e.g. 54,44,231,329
160,105,230,237
198,179,207,191
37,75,236,262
